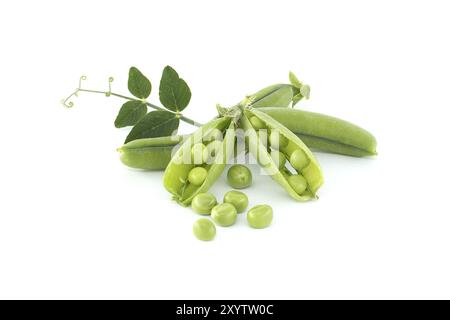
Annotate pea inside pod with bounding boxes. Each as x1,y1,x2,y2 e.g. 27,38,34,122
240,108,323,201
163,117,236,206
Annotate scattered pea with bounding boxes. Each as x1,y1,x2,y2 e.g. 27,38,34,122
193,218,216,241
287,174,308,194
191,193,217,215
223,190,249,213
227,164,252,189
211,203,237,227
290,149,309,171
247,205,273,229
188,167,208,186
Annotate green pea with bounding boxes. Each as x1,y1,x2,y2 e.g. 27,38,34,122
211,203,237,227
249,116,265,130
269,130,289,149
191,193,217,215
270,150,286,169
227,165,252,189
191,143,208,164
203,128,223,142
290,149,309,171
247,205,273,229
188,167,208,186
193,218,216,241
206,140,222,158
257,130,269,148
287,174,308,194
223,190,249,213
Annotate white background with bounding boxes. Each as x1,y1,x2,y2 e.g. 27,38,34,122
0,0,449,299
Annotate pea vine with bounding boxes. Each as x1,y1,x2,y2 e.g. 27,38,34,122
62,66,310,144
62,66,203,143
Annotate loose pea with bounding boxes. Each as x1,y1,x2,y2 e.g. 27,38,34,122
290,149,309,171
188,167,208,186
191,143,208,164
269,130,289,149
288,174,308,194
249,116,265,130
211,203,237,227
193,218,216,241
270,150,287,169
247,205,273,229
227,164,252,189
223,190,248,213
191,193,217,215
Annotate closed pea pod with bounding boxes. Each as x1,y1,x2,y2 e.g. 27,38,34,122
163,117,236,206
117,135,185,170
245,84,294,108
259,107,377,157
240,108,323,201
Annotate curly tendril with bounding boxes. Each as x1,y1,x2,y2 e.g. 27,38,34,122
105,77,114,97
61,75,87,108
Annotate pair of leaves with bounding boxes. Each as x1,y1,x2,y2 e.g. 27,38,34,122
289,71,310,107
115,67,152,128
115,66,192,143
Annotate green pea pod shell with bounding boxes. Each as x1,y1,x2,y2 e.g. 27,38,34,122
163,117,236,206
118,135,186,170
245,84,294,108
259,107,377,157
241,108,323,201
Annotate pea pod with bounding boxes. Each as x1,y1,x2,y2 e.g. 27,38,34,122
259,107,377,157
240,108,323,201
117,135,186,170
244,84,294,108
163,117,236,206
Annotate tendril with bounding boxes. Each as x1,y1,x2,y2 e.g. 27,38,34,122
105,77,114,97
61,75,87,108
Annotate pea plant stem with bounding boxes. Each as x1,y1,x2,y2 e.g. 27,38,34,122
77,89,203,127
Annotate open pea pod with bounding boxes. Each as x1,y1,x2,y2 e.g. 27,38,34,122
244,84,294,108
163,117,236,206
240,108,323,201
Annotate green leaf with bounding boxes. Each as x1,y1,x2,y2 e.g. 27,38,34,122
289,71,302,88
114,100,147,128
125,110,179,143
159,66,191,112
128,67,152,99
